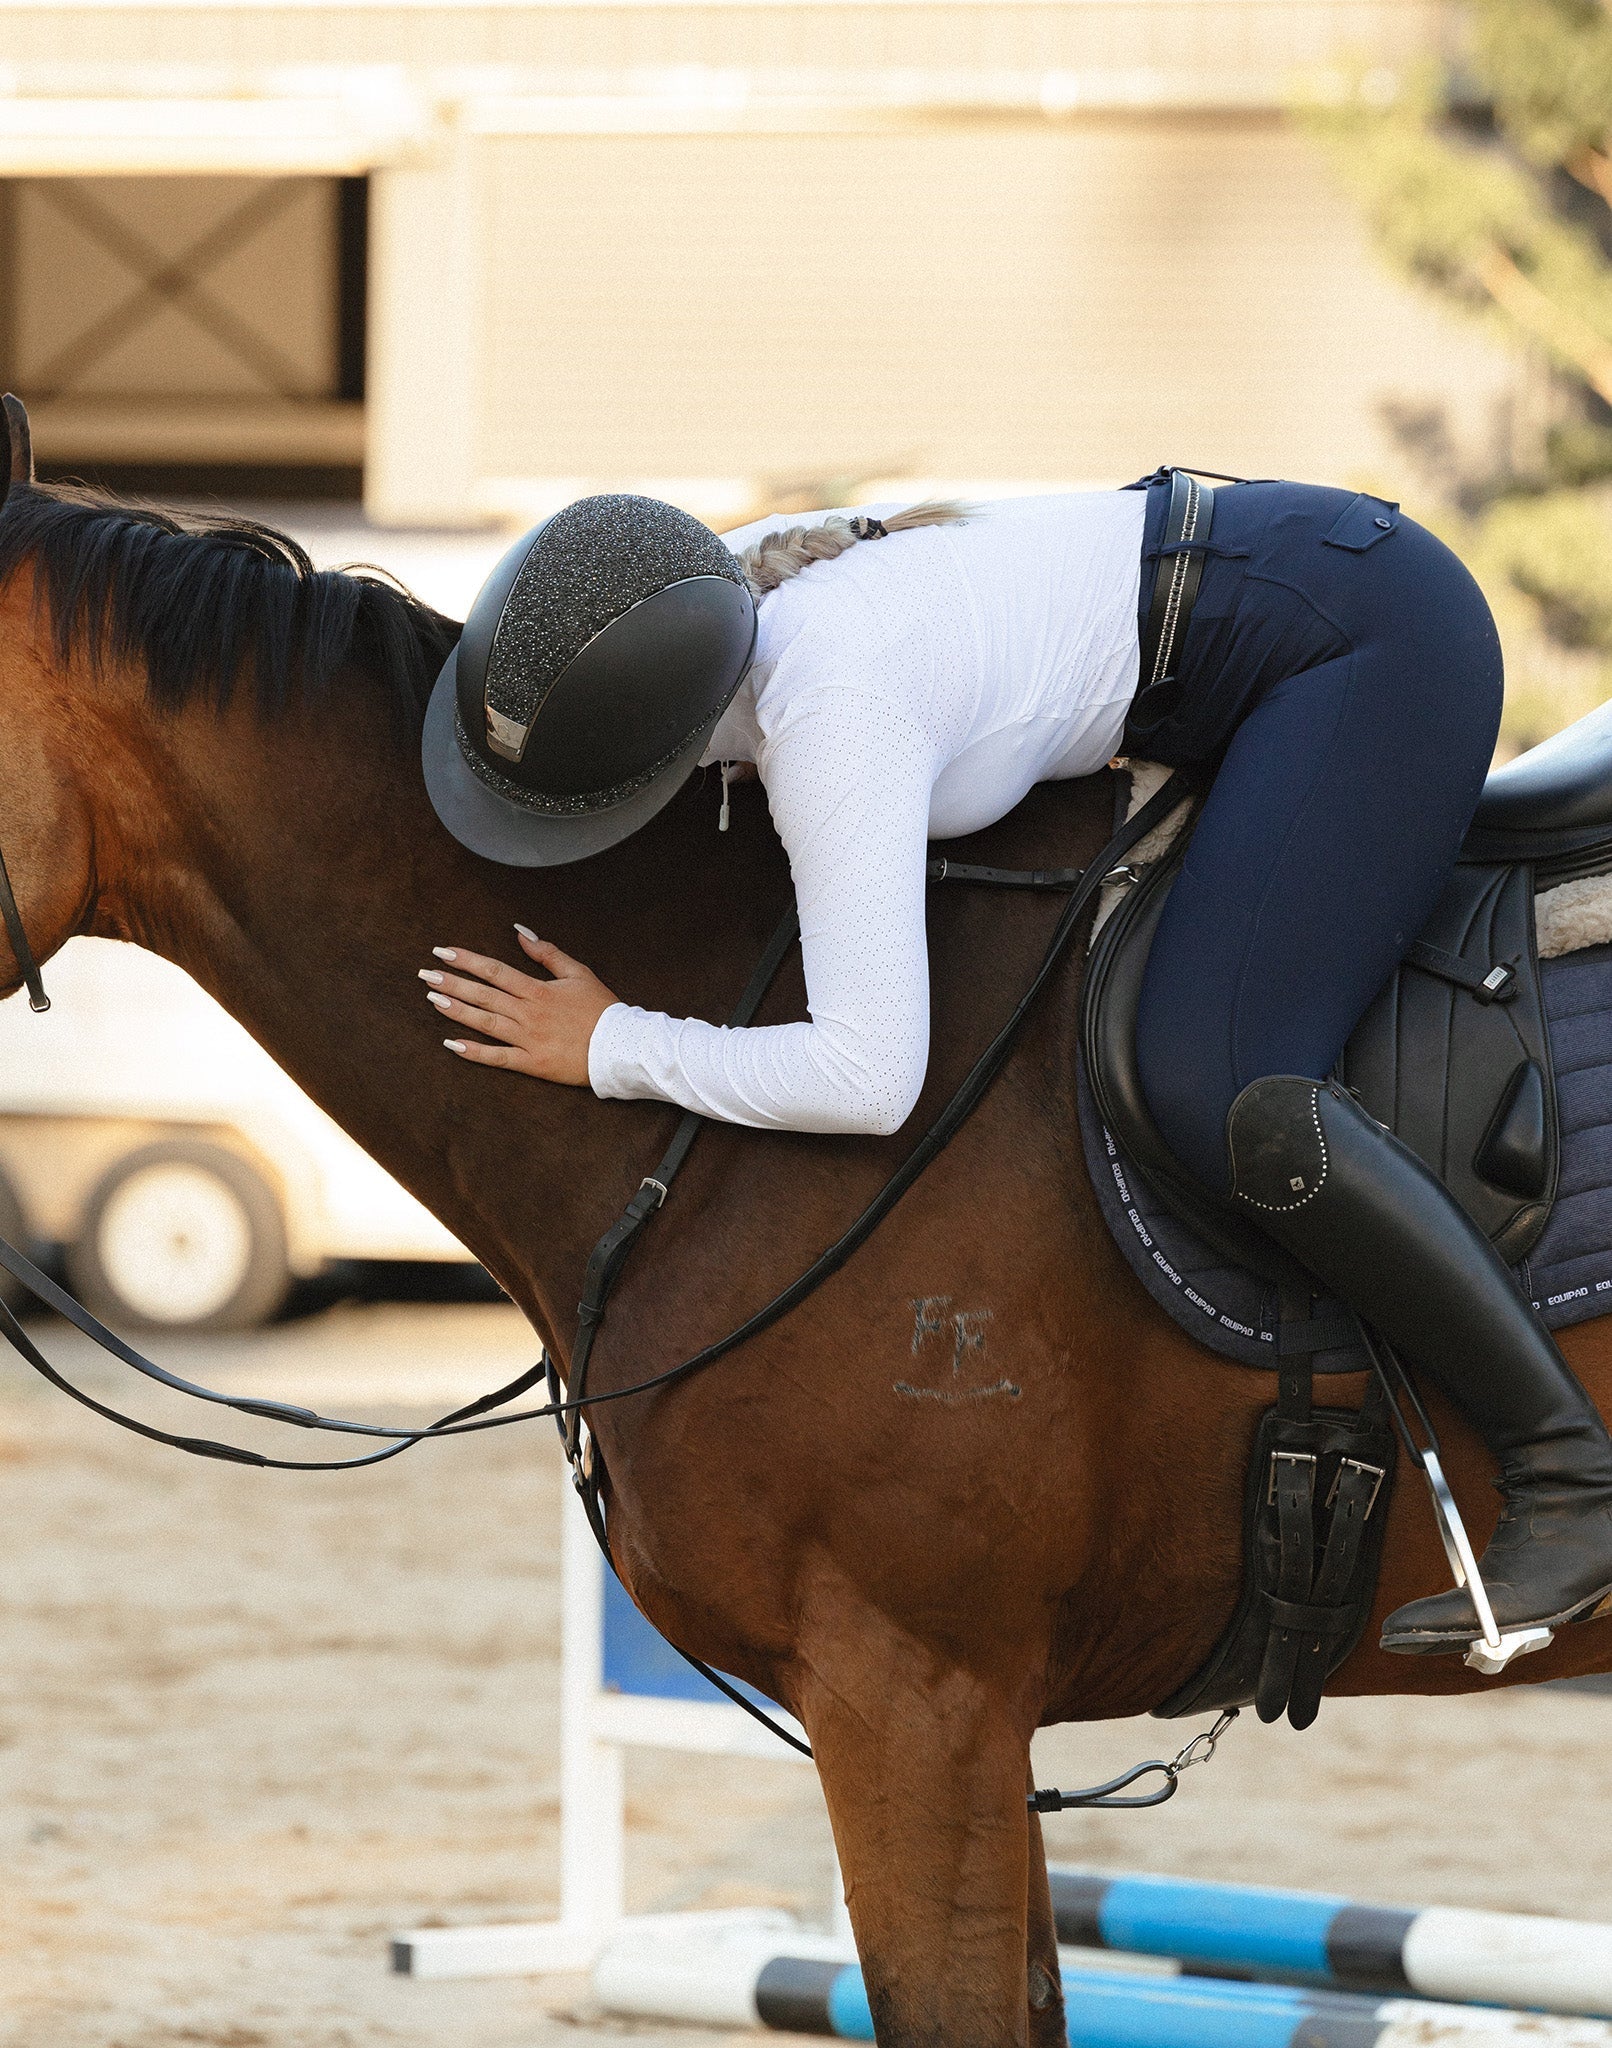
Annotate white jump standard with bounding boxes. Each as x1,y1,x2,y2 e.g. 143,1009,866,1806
391,1483,834,1979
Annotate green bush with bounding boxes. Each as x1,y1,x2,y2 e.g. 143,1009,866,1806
1306,1,1612,750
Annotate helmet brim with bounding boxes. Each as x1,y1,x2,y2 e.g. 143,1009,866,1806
421,646,724,868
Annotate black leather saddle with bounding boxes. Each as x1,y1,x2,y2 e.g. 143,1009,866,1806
1467,695,1612,871
1086,697,1612,1729
1084,694,1612,1287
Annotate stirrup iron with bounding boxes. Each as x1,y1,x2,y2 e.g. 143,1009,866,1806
1419,1444,1553,1674
1363,1328,1554,1676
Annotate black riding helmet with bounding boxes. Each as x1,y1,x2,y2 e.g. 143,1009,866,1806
422,494,757,866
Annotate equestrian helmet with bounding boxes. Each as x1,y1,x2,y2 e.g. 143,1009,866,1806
422,493,756,866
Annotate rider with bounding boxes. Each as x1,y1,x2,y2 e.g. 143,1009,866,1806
418,480,1612,1661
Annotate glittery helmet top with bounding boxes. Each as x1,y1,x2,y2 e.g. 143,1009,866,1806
421,494,758,868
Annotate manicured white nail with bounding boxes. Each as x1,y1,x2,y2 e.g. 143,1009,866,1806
433,947,457,962
443,1039,466,1053
418,968,444,985
427,990,451,1010
514,923,538,942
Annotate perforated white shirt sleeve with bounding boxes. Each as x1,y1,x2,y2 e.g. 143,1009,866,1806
587,689,937,1135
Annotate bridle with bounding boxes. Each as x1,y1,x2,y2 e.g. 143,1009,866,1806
0,400,1241,1798
0,400,47,1020
0,769,1193,1466
0,768,1238,1805
0,834,47,1012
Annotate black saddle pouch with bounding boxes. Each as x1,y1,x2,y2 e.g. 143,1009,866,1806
1154,1363,1397,1731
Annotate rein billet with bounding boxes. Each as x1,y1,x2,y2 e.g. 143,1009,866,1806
0,768,1241,1799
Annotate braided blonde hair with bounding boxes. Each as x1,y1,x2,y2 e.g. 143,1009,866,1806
733,500,970,600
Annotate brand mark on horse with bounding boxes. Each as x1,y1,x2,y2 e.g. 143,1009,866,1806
895,1297,1020,1404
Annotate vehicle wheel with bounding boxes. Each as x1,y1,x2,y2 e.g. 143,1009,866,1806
0,1165,29,1313
68,1140,290,1333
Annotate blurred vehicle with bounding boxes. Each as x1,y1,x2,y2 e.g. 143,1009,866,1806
0,938,472,1333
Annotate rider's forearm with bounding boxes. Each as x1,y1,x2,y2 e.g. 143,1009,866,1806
588,1002,926,1136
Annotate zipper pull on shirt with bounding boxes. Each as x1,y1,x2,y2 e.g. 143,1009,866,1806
719,760,733,832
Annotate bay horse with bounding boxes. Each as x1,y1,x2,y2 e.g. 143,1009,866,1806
3,448,1612,2048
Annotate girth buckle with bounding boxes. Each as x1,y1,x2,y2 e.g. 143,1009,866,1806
1266,1448,1316,1504
1325,1456,1387,1519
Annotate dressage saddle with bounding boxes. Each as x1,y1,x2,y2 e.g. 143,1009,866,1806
1082,693,1612,1728
1086,692,1612,1287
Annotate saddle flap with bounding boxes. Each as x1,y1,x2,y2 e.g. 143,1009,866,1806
1081,833,1305,1289
1084,793,1558,1273
1336,861,1557,1262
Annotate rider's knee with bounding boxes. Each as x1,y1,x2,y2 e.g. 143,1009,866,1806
1134,1005,1235,1196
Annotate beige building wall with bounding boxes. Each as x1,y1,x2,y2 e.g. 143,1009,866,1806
0,0,1512,525
0,4,1445,78
453,117,1511,517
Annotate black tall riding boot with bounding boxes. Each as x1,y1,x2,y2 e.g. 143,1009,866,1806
1225,1074,1612,1654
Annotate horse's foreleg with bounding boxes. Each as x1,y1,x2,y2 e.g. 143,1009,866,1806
1024,1783,1066,2048
803,1647,1037,2047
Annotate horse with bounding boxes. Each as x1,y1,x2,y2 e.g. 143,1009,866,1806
4,430,1612,2048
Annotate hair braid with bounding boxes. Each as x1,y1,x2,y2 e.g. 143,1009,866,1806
733,500,971,600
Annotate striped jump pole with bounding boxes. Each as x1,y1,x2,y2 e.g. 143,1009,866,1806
591,1922,1612,2046
1050,1869,1612,2019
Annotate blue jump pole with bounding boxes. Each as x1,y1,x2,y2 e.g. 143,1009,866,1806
723,1953,1607,2045
592,1873,1612,2037
1048,1868,1612,2017
593,1922,1612,2045
1050,1869,1401,1985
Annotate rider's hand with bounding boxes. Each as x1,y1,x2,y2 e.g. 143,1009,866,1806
421,927,619,1086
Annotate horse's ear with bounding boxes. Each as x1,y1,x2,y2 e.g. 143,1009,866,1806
2,393,34,503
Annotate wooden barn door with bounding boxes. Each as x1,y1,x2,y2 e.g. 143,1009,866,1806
0,174,366,485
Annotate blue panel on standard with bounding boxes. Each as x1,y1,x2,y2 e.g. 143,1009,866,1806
1098,1874,1346,1974
600,1571,781,1710
1061,1968,1317,2048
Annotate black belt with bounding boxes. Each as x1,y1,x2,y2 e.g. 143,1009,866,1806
1138,468,1216,691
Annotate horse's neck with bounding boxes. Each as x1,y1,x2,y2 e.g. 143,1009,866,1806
82,668,1110,1361
95,686,788,1349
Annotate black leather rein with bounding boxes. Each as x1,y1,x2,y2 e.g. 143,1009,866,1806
0,835,48,1012
0,770,1193,1470
0,770,1221,1795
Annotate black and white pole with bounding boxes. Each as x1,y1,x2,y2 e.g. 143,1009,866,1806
1049,1869,1612,2018
591,1913,1612,2046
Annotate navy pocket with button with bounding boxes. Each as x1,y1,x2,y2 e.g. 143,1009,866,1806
1322,493,1400,551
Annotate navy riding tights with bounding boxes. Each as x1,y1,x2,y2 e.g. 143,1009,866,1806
1133,481,1506,1194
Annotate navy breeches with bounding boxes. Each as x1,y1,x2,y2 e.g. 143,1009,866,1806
1132,481,1505,1194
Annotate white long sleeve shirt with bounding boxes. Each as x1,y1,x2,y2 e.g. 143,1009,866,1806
587,490,1147,1136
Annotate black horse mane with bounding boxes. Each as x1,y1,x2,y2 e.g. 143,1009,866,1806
0,481,460,725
